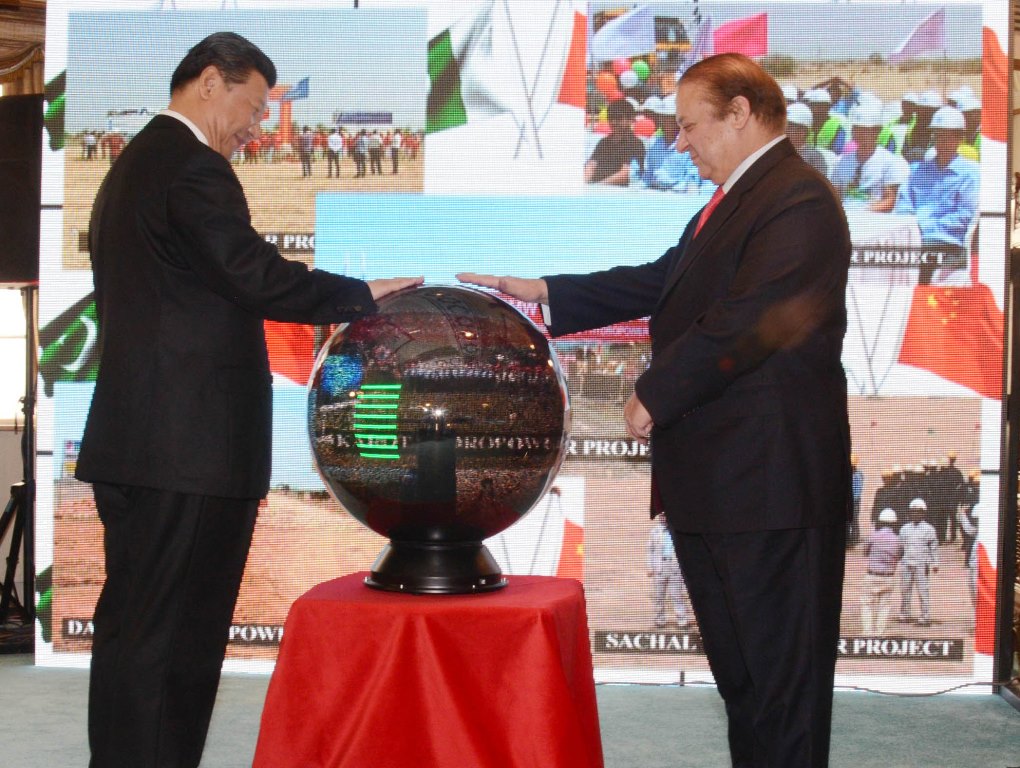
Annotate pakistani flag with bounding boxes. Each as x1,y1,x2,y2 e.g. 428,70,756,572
426,1,508,134
38,292,100,397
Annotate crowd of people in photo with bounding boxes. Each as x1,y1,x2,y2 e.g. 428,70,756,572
855,452,982,635
586,70,981,284
642,450,984,636
77,130,127,163
240,125,421,178
74,124,422,179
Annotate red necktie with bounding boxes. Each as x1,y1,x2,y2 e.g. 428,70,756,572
694,186,725,237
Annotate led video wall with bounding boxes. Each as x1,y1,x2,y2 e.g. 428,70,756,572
36,0,1008,692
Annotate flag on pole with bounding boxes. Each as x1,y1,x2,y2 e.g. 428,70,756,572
678,16,714,78
713,13,768,58
981,26,1007,143
589,3,657,63
887,8,946,65
896,283,1003,400
38,292,100,396
281,77,309,102
556,1,587,109
426,1,508,134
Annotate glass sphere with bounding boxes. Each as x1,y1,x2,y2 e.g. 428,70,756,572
308,286,571,551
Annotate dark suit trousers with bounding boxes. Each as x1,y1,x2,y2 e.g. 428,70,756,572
673,525,845,768
88,483,258,768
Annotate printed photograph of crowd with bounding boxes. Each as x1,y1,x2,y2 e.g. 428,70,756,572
61,9,427,269
585,4,982,287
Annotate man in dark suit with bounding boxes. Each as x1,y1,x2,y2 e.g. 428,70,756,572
75,32,421,768
460,53,851,767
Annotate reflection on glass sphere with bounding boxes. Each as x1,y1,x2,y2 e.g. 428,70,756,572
307,285,570,592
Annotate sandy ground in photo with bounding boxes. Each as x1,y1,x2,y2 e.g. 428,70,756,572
51,386,985,680
61,152,424,270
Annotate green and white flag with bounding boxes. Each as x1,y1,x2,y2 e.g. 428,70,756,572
426,1,508,134
38,292,99,396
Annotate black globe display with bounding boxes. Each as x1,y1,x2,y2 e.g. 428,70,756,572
308,285,570,593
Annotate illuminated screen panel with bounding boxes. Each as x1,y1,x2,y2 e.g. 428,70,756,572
36,0,1007,692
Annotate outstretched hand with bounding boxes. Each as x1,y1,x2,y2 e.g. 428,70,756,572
367,276,424,301
456,273,549,304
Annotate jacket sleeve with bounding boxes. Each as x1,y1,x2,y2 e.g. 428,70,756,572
634,175,850,428
542,245,680,337
166,151,375,324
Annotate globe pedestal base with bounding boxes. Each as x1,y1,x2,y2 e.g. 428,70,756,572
365,540,508,595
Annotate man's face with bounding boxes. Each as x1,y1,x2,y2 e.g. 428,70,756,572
609,115,634,136
675,82,739,185
933,128,963,163
208,69,269,160
853,125,880,160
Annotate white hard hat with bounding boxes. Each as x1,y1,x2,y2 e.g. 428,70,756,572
849,104,883,128
654,93,676,115
930,106,966,130
804,88,831,104
878,509,898,524
882,101,903,123
858,92,883,111
909,498,928,511
782,83,800,102
786,102,813,127
950,84,976,105
640,96,661,113
956,95,981,113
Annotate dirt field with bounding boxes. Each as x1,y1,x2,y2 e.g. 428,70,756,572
51,387,986,678
62,153,424,270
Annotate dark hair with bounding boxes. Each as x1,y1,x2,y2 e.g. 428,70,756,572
680,53,786,133
606,98,636,122
170,32,277,93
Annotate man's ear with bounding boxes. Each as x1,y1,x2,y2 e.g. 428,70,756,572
729,95,752,129
198,65,222,100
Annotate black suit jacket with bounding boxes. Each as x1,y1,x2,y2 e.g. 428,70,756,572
76,115,375,499
545,139,852,533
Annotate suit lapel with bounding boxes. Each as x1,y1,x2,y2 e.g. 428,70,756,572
660,139,798,301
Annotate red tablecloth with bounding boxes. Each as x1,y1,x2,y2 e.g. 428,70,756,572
253,573,604,768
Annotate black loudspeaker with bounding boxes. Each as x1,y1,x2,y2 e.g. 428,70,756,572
0,94,43,286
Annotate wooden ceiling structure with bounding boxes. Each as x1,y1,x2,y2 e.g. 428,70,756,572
0,1,45,96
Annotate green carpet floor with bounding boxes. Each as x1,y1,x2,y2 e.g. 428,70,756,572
1,654,1016,767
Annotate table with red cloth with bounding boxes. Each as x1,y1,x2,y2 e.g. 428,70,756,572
253,572,604,768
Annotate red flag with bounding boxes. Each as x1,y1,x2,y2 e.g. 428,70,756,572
974,543,997,656
557,8,587,108
897,283,1003,400
555,520,584,580
981,26,1007,143
264,320,317,385
713,13,767,58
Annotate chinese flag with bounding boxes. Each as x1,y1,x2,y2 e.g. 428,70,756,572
713,13,768,58
981,27,1007,144
557,6,587,109
974,543,997,656
264,320,317,385
555,520,584,580
897,283,1003,400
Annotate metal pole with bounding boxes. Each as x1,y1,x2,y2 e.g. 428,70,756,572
20,284,36,620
